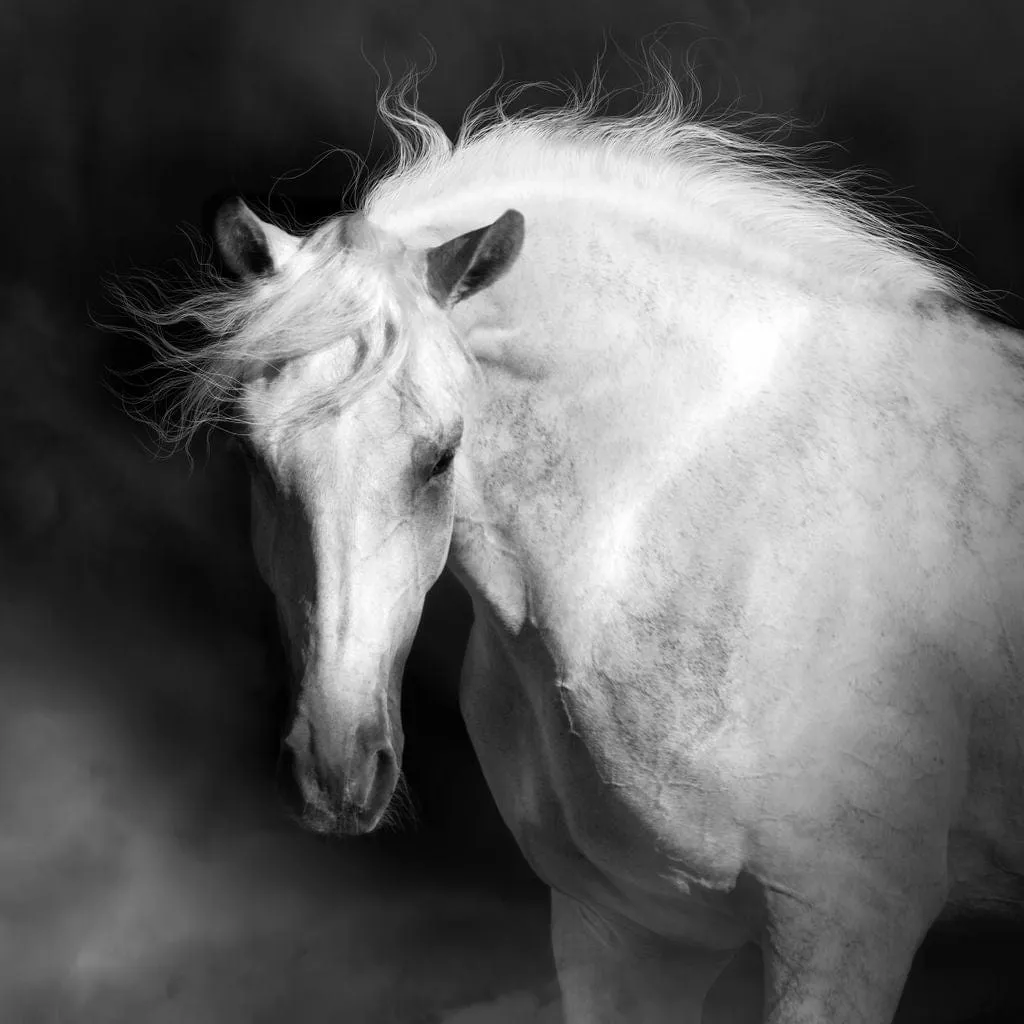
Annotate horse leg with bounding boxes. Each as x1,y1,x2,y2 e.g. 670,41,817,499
759,879,941,1024
550,890,739,1023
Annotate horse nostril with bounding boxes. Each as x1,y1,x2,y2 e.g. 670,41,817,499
374,745,397,783
364,745,397,808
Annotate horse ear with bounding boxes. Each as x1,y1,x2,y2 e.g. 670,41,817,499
213,198,299,280
426,209,525,307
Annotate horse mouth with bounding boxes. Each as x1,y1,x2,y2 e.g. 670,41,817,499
277,720,406,837
276,750,391,837
300,799,384,837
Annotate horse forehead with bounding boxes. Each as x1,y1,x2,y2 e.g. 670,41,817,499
241,346,350,421
334,211,407,262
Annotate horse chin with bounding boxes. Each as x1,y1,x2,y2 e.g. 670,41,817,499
281,716,404,837
280,759,397,837
300,800,388,837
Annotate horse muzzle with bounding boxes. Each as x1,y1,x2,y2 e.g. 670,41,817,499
281,716,400,836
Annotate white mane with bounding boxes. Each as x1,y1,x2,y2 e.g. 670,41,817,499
124,66,976,450
365,71,969,301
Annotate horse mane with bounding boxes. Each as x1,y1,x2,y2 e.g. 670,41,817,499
366,65,971,299
120,61,978,451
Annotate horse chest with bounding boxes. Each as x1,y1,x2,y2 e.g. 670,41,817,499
459,620,753,942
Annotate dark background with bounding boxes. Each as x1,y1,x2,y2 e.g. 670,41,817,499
2,1,1023,1021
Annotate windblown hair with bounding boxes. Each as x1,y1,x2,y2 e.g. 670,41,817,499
121,60,976,451
364,64,971,294
115,216,459,450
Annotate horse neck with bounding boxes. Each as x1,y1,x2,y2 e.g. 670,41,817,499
446,197,822,643
464,194,825,466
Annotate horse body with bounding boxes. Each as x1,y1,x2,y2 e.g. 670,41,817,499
439,198,1024,1016
140,82,1024,1021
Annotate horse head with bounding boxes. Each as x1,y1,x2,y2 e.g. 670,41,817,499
216,198,523,834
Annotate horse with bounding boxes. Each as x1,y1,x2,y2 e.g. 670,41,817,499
134,75,1024,1022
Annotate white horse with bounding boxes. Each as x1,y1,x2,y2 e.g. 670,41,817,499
137,77,1024,1022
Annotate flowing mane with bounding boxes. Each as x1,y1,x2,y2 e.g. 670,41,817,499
366,72,968,297
122,67,976,450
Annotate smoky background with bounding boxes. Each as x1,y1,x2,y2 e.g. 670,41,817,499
1,1,1022,1021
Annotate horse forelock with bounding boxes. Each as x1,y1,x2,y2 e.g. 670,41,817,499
124,207,469,451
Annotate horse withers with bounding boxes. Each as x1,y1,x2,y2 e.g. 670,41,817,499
138,79,1024,1022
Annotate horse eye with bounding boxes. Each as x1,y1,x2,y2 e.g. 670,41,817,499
430,448,455,478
